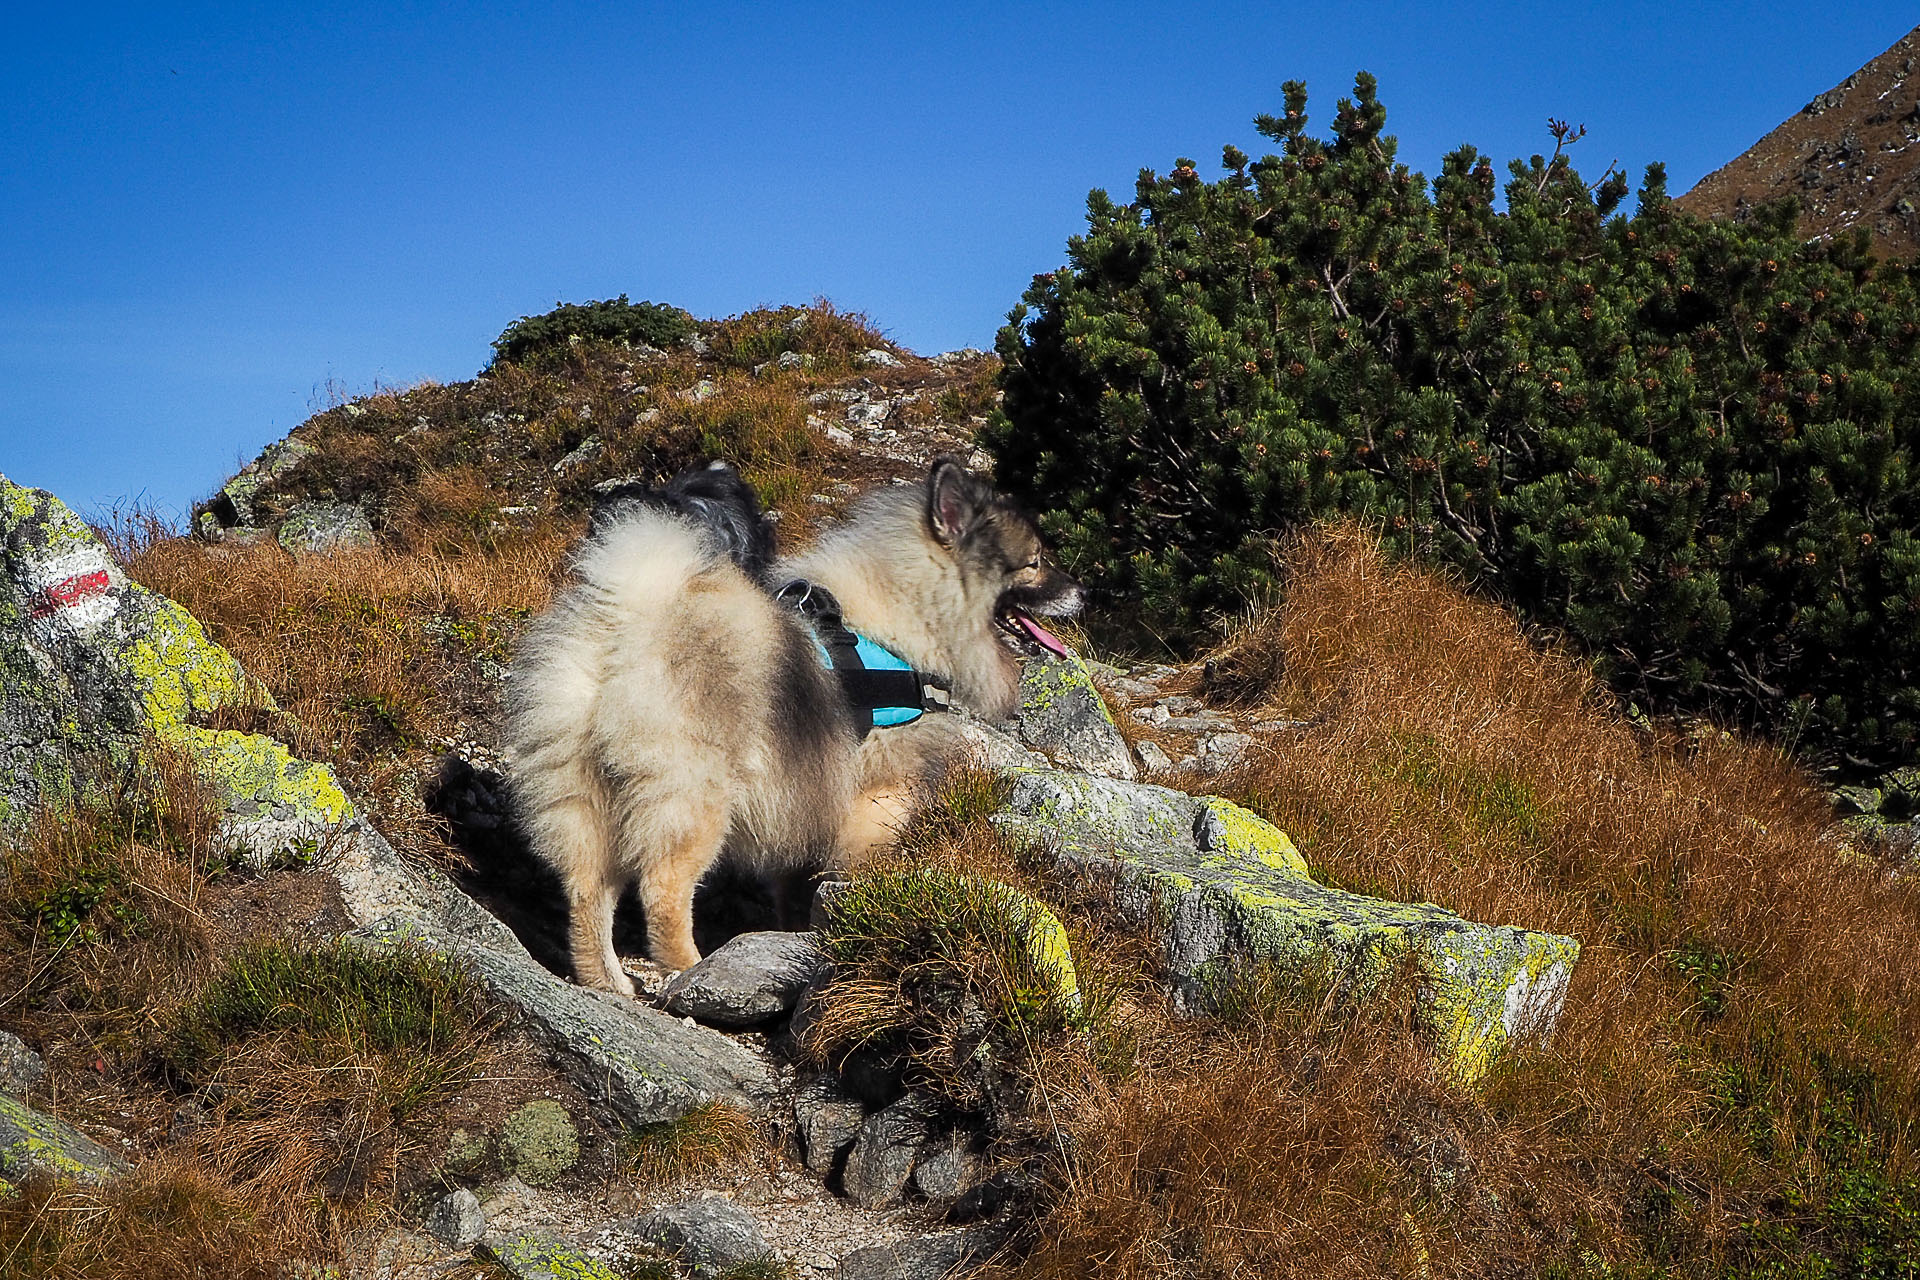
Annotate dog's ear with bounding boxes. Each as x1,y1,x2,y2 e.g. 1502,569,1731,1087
926,457,993,545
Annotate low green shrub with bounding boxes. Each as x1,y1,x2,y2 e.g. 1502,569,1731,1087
986,72,1920,770
492,295,694,365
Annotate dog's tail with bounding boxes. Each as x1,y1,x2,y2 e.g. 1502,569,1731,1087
590,460,777,584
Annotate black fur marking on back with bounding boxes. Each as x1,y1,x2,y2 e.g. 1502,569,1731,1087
591,460,778,583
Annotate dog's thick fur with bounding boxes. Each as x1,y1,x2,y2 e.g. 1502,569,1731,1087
505,458,1080,992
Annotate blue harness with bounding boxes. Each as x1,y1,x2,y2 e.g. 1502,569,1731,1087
775,579,952,737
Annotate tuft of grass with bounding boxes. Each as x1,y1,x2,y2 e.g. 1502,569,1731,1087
158,938,494,1226
164,938,492,1107
811,863,1081,1115
624,1102,764,1190
706,300,894,375
0,751,220,1052
0,1162,290,1279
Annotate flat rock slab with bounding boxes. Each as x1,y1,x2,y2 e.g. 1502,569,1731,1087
0,1093,129,1186
631,1197,772,1277
994,769,1581,1083
662,930,827,1027
335,824,777,1126
837,1223,1007,1280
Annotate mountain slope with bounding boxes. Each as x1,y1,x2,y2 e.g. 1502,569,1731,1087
1679,24,1920,256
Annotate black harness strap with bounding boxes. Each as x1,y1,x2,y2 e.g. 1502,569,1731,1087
775,579,951,737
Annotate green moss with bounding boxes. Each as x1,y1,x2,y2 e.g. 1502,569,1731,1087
501,1099,579,1187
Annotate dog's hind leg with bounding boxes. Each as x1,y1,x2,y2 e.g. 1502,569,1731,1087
525,784,637,998
631,803,730,972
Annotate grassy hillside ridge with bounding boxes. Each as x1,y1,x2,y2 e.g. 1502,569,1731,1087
4,300,1917,1275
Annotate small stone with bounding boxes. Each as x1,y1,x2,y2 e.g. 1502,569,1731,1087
0,1031,45,1095
792,1075,865,1177
500,1100,579,1187
855,348,904,369
842,1094,940,1208
1135,740,1173,773
1195,731,1254,773
663,931,828,1027
553,437,603,475
909,1129,984,1202
427,1187,486,1248
276,500,375,555
632,1197,772,1278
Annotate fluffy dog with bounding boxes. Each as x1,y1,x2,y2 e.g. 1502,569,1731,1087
505,458,1081,993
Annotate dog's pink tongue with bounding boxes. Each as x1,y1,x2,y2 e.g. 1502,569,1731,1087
1015,611,1071,657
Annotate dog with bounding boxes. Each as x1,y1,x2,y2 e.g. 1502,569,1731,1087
504,457,1082,993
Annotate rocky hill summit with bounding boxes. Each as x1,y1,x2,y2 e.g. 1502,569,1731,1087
1679,23,1920,255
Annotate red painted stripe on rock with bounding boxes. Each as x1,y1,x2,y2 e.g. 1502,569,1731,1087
29,569,112,618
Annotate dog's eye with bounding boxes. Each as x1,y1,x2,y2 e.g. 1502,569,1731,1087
1025,557,1041,570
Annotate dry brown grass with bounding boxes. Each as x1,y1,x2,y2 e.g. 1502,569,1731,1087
626,1102,766,1190
0,1160,295,1279
126,533,571,831
0,751,221,1057
985,524,1920,1278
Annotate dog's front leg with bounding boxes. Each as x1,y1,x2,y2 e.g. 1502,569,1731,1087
568,877,635,998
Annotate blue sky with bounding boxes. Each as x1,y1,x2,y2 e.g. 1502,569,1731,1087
1,3,1910,519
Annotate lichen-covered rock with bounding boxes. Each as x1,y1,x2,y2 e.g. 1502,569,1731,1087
631,1197,772,1278
485,1235,623,1280
662,930,827,1028
276,499,374,554
994,769,1580,1084
196,437,314,539
1012,655,1138,780
0,475,354,865
337,824,778,1126
0,1092,129,1185
500,1099,579,1186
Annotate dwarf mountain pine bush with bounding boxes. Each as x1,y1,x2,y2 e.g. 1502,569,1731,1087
985,74,1920,769
491,295,694,365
